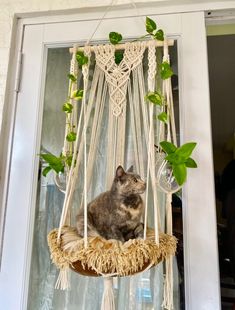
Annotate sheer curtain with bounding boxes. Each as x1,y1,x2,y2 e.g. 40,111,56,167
27,47,181,310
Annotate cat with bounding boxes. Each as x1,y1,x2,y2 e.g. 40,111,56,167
76,165,146,242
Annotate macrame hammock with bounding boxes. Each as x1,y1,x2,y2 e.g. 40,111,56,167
48,38,178,310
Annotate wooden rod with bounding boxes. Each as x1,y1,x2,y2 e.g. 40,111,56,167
69,39,174,53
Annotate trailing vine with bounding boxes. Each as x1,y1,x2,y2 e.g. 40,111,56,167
40,51,88,177
40,16,197,186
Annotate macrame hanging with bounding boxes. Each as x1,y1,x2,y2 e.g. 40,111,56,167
47,38,177,310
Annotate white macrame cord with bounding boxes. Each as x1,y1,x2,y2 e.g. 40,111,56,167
53,38,176,310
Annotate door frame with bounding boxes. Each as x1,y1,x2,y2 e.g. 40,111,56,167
1,3,235,309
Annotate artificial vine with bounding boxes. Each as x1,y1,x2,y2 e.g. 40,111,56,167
40,16,197,187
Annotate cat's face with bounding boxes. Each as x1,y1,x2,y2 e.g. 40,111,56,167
114,166,146,196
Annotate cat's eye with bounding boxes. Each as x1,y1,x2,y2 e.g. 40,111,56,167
133,178,138,183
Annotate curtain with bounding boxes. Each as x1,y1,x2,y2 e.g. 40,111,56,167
27,47,181,310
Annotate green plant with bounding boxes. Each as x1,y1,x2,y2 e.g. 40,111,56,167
40,153,64,177
40,50,87,176
109,17,164,65
41,16,198,188
108,16,197,187
160,141,197,185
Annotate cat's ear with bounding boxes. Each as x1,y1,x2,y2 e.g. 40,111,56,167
126,165,134,173
116,165,125,178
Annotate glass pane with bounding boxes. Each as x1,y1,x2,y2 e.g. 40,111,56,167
27,42,184,309
207,33,235,309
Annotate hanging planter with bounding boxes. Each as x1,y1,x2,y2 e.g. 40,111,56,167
156,159,182,194
54,171,67,193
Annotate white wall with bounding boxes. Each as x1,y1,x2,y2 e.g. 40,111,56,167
0,0,169,130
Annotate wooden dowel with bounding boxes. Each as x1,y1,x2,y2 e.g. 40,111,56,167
69,39,174,53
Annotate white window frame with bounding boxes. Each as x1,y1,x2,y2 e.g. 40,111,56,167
2,2,235,309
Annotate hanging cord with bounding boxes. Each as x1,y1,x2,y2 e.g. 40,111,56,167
86,0,146,47
57,46,82,242
144,41,159,244
85,0,116,45
162,39,174,310
57,46,91,243
82,46,91,248
129,0,146,27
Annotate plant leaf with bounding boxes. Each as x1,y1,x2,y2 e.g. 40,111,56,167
62,102,73,113
66,155,73,167
76,51,88,66
154,29,164,41
175,142,197,159
40,154,64,173
160,61,174,80
115,50,124,64
157,112,168,123
42,166,52,177
185,157,197,168
72,89,83,100
66,132,77,142
146,17,156,34
145,91,163,105
172,163,187,186
166,153,185,165
67,74,77,82
109,32,122,45
160,141,177,154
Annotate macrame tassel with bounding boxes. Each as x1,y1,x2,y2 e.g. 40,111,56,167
101,277,115,310
162,193,174,309
55,267,70,290
162,256,173,309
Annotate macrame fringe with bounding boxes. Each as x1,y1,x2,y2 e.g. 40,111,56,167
48,226,177,279
101,277,115,310
55,268,70,290
162,192,174,309
162,256,173,309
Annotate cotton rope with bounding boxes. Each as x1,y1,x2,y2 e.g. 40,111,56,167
57,45,84,242
93,42,146,187
161,39,174,310
86,74,107,189
128,68,144,176
57,48,97,241
162,194,174,310
75,66,107,206
53,40,176,309
62,49,77,225
148,42,160,245
55,46,92,289
82,46,91,248
101,277,115,310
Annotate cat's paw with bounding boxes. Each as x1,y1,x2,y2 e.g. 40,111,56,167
134,223,144,239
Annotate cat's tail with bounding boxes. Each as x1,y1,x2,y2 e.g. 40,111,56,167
76,214,100,238
60,226,82,253
60,225,100,253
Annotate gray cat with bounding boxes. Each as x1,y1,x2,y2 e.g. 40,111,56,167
76,165,146,242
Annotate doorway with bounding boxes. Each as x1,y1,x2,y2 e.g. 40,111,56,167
207,20,235,310
0,9,220,310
